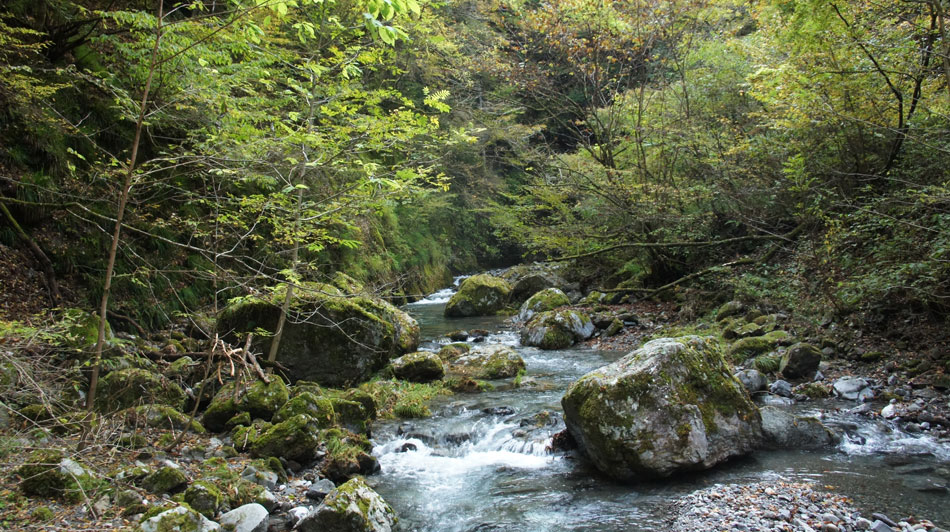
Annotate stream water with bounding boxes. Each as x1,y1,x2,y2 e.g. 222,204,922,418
368,282,950,531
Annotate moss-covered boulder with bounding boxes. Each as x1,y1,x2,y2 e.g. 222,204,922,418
201,378,289,432
295,477,396,532
250,414,322,463
329,398,372,435
715,300,745,322
444,274,511,317
94,368,186,412
183,480,224,518
779,342,822,380
520,309,595,350
272,392,335,426
450,345,525,380
137,505,220,532
230,421,272,452
218,284,418,386
727,330,790,359
140,466,188,495
561,336,762,480
437,343,471,362
17,450,99,502
121,404,205,433
517,288,570,322
391,351,445,383
500,263,575,304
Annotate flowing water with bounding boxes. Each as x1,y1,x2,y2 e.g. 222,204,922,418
369,281,950,531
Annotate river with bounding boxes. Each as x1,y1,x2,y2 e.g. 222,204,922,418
367,282,950,531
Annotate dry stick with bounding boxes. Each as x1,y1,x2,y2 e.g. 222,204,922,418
85,0,165,423
0,201,61,305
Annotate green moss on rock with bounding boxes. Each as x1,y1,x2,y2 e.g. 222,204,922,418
391,351,445,383
140,466,188,495
95,368,185,412
444,274,512,317
183,481,223,518
250,414,322,463
518,288,570,321
17,450,99,502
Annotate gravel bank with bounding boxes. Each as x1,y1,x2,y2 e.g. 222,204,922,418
665,480,948,532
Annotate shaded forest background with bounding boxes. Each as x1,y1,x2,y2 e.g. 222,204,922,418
1,0,948,340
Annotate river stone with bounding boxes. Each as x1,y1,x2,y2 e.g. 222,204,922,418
444,274,512,317
520,309,595,350
780,343,822,380
138,505,220,532
450,345,525,380
219,503,269,532
769,379,792,397
561,336,762,480
833,377,870,401
517,288,570,322
217,282,419,386
735,369,768,394
295,477,395,532
759,406,839,449
391,351,445,382
250,414,322,463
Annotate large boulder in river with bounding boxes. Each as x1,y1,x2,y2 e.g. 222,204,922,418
391,351,445,382
759,406,839,449
561,336,762,480
517,288,570,322
296,477,395,532
450,345,525,379
520,309,594,350
500,263,576,304
217,283,419,386
444,274,511,317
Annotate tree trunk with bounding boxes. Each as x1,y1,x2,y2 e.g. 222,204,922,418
85,0,164,413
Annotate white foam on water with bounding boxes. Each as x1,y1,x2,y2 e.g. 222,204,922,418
837,418,950,461
407,275,471,305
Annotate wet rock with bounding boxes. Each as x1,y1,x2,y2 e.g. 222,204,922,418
219,503,269,532
138,505,219,532
218,283,418,386
833,377,872,401
448,330,469,342
520,309,595,350
735,369,768,394
780,343,822,380
295,477,396,532
483,406,516,416
500,263,574,304
444,274,511,317
759,406,839,449
391,351,445,383
517,288,570,322
562,336,762,480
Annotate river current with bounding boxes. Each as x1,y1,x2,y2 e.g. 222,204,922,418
367,281,950,531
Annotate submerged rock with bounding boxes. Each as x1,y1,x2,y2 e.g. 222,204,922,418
217,283,419,386
296,477,396,532
444,274,512,317
520,309,595,350
561,336,762,480
517,288,570,322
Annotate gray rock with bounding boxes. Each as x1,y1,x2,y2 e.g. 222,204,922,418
288,506,310,526
759,406,839,449
561,336,762,480
870,520,896,532
296,478,395,532
833,377,870,400
139,506,220,532
770,380,793,397
854,517,872,530
735,369,768,394
257,489,278,512
444,274,511,317
306,478,336,501
450,345,526,380
219,503,269,532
